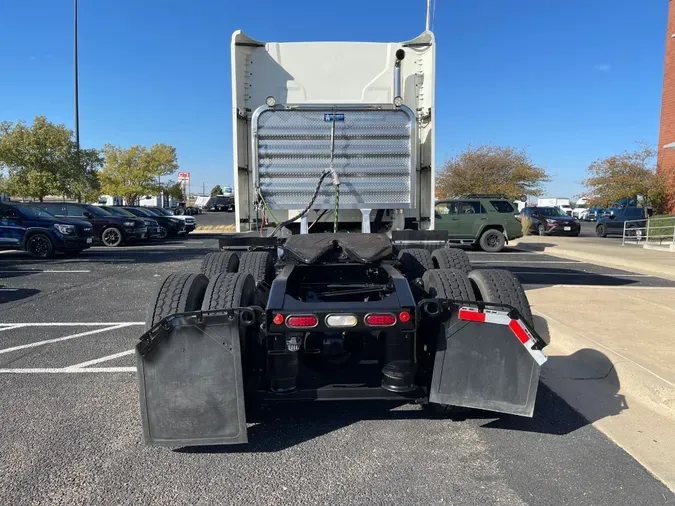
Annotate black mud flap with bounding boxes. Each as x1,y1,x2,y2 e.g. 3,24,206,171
428,302,546,417
136,311,251,446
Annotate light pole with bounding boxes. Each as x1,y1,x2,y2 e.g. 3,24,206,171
74,0,80,158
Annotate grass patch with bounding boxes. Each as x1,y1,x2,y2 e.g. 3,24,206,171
520,215,532,237
646,215,675,244
195,224,236,232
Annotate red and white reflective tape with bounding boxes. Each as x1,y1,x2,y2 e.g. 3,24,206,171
458,307,547,366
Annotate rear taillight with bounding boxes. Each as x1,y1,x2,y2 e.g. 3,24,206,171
286,315,318,329
365,313,396,326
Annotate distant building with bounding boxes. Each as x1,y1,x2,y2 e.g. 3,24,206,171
657,0,675,213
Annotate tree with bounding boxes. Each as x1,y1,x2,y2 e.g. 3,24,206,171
0,116,72,201
583,143,669,214
100,143,179,205
210,184,223,196
62,147,103,203
436,145,549,200
163,181,184,201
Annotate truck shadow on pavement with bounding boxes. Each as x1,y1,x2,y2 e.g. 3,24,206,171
503,266,639,287
180,317,626,453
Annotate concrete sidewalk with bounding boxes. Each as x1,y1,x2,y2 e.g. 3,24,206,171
515,235,675,280
529,285,675,490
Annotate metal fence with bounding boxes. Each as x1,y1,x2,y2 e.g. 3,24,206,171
622,216,675,247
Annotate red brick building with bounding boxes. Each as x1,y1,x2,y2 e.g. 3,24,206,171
658,0,675,212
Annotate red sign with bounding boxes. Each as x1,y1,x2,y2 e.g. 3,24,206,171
177,172,190,182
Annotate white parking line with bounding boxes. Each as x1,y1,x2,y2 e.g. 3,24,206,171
0,324,26,332
0,367,136,374
0,322,144,326
0,269,91,273
0,324,130,355
67,349,135,369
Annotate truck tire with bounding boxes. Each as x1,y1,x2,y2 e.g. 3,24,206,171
398,248,434,280
431,248,472,274
145,273,209,330
596,224,607,238
202,272,259,420
26,233,55,259
468,269,532,325
201,251,239,279
422,268,475,301
478,229,505,252
238,251,275,285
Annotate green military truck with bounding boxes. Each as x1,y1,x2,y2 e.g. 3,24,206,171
434,194,522,252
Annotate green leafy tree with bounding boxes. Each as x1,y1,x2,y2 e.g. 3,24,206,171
100,143,179,205
62,147,103,203
436,145,549,200
0,116,72,201
583,143,669,214
163,181,185,201
210,184,223,196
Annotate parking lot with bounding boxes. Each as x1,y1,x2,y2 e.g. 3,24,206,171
1,235,674,505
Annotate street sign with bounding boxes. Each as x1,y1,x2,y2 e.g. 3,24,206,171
177,172,190,182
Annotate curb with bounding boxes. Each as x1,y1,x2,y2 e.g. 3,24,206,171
515,242,675,281
534,311,675,491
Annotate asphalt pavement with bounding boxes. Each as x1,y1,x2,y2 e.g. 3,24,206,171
1,236,674,505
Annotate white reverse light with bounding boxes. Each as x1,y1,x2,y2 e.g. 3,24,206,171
266,96,276,107
325,314,358,328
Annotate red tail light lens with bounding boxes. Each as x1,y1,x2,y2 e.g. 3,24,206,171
272,313,285,325
286,315,318,328
365,313,396,326
398,311,411,323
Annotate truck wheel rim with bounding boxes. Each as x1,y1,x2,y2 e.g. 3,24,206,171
103,229,121,246
158,226,167,239
30,236,49,256
538,225,545,235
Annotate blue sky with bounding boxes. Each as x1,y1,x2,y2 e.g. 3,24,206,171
0,0,668,198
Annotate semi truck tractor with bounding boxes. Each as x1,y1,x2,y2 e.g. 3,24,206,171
135,29,547,447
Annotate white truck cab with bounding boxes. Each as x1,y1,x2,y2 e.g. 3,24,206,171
231,30,436,234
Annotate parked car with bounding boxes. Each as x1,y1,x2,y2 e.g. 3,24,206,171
0,202,93,258
144,206,196,233
571,205,588,219
584,207,604,221
521,206,580,236
98,206,162,239
596,207,648,238
118,207,186,238
434,194,522,252
35,202,147,247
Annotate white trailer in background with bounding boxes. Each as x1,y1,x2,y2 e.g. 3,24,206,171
537,197,572,216
231,30,436,233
